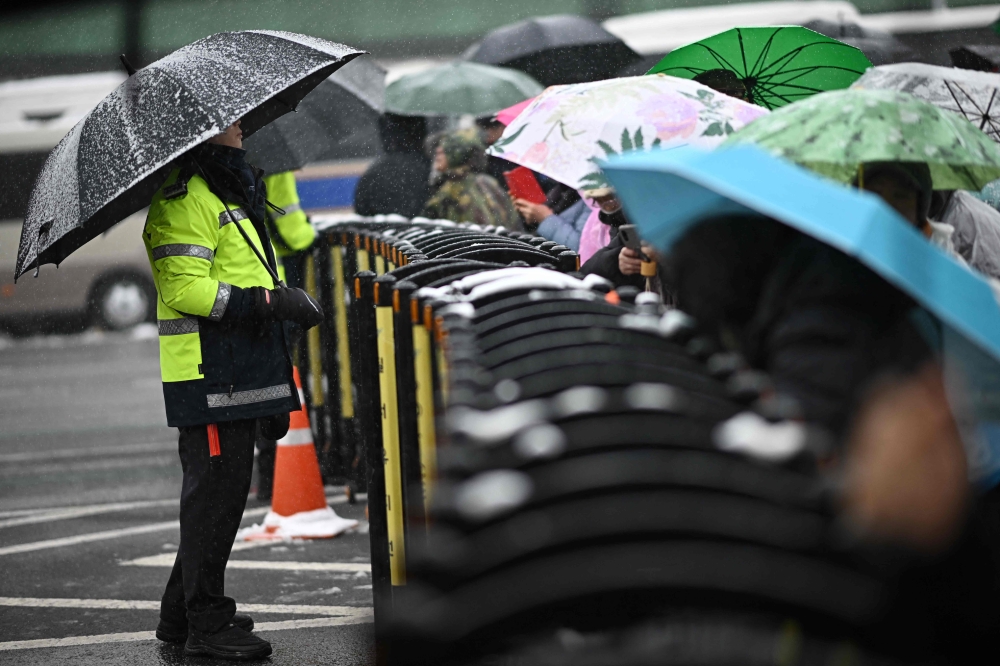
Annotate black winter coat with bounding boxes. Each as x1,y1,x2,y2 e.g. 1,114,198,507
667,216,931,438
354,114,431,218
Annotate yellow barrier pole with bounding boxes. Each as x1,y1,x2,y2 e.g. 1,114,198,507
303,254,325,406
356,235,370,273
411,299,437,512
375,278,406,585
331,246,354,419
434,312,450,407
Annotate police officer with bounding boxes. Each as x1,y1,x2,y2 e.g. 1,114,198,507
255,169,317,501
144,120,322,660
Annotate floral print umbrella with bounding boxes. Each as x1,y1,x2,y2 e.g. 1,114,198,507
486,74,768,192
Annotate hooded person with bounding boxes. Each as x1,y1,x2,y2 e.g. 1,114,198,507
664,214,932,439
142,120,323,660
422,129,519,228
665,214,1000,663
354,113,431,218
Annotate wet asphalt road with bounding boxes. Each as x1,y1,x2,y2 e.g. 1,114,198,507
0,325,374,664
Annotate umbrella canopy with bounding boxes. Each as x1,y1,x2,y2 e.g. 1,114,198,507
852,63,1000,144
950,45,1000,73
17,30,363,280
600,145,1000,363
647,26,872,109
244,55,385,173
801,19,914,66
723,88,1000,190
486,74,768,192
463,14,640,86
495,97,535,126
384,61,543,118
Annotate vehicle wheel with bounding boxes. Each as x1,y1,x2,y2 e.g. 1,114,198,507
91,275,154,330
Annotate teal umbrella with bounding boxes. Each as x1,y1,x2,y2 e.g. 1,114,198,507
647,26,872,110
602,145,1000,487
385,61,544,117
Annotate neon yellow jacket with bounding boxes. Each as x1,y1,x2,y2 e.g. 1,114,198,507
143,169,298,427
264,171,315,257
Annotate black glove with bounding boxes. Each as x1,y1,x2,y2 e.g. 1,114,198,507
259,412,290,440
256,287,323,329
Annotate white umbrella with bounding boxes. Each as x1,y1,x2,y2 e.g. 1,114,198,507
853,62,1000,143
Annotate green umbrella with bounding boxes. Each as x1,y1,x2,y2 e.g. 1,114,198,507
723,88,1000,190
647,26,872,110
385,61,544,117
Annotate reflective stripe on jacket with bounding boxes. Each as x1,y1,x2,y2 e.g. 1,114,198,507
143,169,299,427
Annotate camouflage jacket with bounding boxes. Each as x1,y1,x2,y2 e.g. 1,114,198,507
423,171,520,229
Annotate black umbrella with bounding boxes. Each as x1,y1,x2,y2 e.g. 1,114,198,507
16,30,364,279
801,18,914,66
951,45,1000,72
462,14,640,86
243,56,385,174
617,53,666,77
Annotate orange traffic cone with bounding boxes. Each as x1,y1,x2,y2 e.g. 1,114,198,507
238,367,358,540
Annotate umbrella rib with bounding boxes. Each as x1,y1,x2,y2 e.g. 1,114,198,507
756,42,863,79
737,28,750,78
943,80,983,129
690,44,744,76
757,63,868,82
748,28,782,79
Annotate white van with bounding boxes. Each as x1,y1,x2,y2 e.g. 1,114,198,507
0,71,155,330
0,211,155,330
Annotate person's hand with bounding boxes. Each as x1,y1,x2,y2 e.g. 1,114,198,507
619,247,643,275
512,199,553,226
640,243,659,263
257,287,323,329
841,363,968,553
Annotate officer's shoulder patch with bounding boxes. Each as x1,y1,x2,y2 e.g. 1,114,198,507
162,181,188,200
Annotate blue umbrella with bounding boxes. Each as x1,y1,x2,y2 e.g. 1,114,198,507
602,145,1000,486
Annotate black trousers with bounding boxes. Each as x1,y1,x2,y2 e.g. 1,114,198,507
160,419,257,634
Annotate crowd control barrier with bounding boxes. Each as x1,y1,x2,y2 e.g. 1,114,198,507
294,214,903,666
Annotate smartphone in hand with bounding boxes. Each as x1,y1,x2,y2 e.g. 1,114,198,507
618,224,648,261
504,167,547,204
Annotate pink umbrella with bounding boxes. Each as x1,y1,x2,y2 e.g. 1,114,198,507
496,97,536,126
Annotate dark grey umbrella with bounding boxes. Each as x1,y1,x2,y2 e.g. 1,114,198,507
951,45,1000,72
16,30,364,279
243,56,386,174
801,19,914,66
462,14,639,86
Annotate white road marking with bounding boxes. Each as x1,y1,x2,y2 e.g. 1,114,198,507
0,455,178,477
0,494,355,556
0,612,374,651
0,499,179,530
0,508,50,518
0,597,370,616
0,441,176,464
0,520,182,556
120,553,371,573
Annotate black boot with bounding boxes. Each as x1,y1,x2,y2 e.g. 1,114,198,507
156,612,254,644
184,622,272,660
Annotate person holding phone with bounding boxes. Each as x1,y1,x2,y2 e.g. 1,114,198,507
580,187,664,293
513,180,592,251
